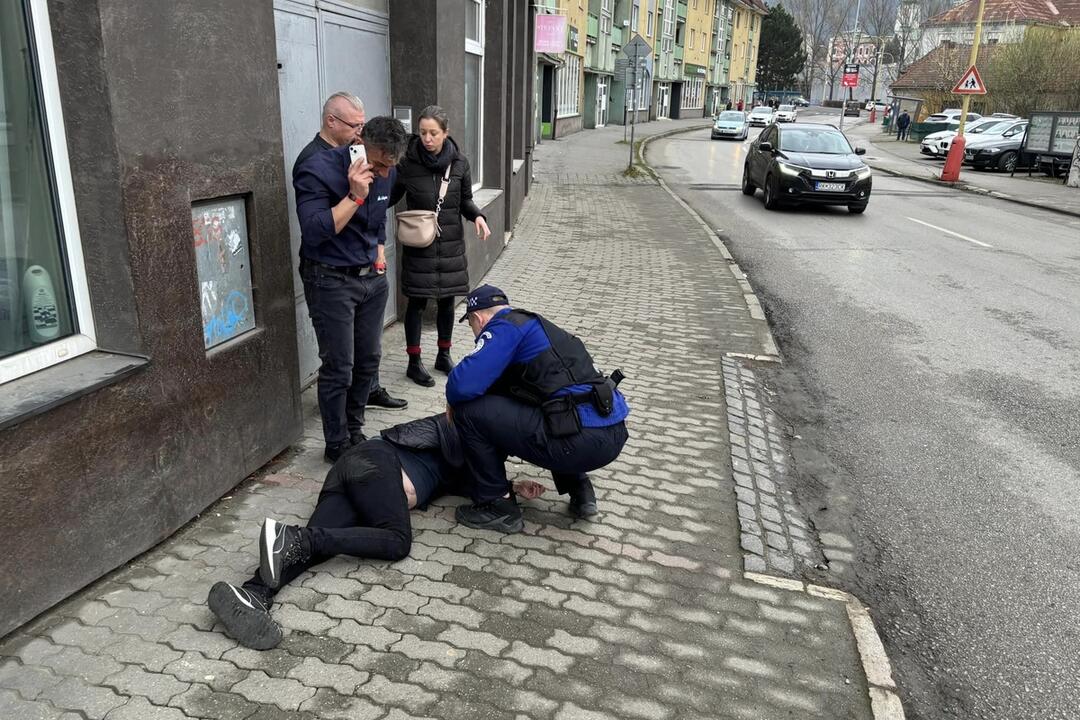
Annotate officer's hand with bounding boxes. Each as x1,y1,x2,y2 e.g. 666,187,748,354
512,480,546,500
348,159,374,201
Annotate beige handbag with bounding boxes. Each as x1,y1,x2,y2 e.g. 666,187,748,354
395,164,452,249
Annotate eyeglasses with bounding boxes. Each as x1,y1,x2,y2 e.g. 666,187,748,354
331,114,365,131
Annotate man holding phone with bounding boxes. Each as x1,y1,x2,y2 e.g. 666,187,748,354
293,92,408,414
293,116,409,462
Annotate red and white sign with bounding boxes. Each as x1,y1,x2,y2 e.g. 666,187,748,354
952,65,987,95
534,14,567,54
841,63,859,88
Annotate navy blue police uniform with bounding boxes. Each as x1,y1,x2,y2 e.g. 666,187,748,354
294,143,395,459
447,285,629,531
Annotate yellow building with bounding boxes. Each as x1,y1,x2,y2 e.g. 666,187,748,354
681,0,714,116
729,0,767,105
556,0,589,135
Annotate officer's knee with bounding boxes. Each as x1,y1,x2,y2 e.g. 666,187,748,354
389,533,411,561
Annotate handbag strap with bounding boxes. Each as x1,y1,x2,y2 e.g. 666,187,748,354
433,164,452,216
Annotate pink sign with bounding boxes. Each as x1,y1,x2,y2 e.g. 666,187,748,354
535,14,567,54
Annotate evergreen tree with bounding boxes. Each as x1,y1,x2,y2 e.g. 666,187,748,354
757,3,808,93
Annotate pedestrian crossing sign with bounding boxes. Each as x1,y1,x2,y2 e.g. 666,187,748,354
952,65,987,95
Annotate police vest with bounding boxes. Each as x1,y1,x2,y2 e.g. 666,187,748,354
489,310,608,407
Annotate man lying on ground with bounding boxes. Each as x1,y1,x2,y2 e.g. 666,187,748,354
207,414,544,649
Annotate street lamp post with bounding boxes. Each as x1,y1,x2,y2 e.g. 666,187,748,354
941,0,988,181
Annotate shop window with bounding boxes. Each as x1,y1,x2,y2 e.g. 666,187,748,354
1,0,96,385
464,0,484,189
557,54,581,117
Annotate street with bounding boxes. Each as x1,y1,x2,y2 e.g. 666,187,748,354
651,110,1080,720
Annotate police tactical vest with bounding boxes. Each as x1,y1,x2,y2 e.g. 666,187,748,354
489,310,607,406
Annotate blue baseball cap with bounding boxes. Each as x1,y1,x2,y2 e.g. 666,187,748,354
459,284,510,322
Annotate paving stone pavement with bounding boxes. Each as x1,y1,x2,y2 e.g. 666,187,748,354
0,119,885,719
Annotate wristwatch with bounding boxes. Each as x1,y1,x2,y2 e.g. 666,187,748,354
348,192,365,207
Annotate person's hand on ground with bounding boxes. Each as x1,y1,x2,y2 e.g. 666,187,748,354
512,479,547,500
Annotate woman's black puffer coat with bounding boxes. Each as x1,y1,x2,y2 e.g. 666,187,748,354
390,135,485,298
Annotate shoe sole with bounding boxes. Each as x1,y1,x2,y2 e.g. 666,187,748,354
455,508,525,534
208,582,282,650
259,518,282,589
365,403,408,411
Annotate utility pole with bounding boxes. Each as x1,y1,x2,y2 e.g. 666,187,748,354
838,0,863,131
940,0,987,181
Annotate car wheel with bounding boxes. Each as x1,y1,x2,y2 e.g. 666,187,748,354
998,151,1017,172
848,203,868,214
741,165,756,196
762,174,780,210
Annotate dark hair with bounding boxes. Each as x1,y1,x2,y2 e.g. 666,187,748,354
361,116,409,162
418,104,449,132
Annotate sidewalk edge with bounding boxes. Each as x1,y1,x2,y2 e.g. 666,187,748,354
639,125,782,362
745,572,907,720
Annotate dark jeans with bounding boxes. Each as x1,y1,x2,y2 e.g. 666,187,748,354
405,296,456,348
897,126,909,141
242,440,410,607
453,394,629,503
301,260,388,445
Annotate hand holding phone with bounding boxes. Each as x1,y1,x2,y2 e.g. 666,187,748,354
349,143,367,166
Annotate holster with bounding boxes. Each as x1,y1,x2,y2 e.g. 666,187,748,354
541,395,583,438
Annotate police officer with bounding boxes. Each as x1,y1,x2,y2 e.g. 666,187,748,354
447,285,630,533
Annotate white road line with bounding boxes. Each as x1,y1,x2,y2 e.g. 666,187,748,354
906,216,992,248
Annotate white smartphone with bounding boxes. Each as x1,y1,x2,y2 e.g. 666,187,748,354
349,143,367,165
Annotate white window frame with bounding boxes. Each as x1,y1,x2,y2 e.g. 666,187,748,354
465,0,484,190
557,54,581,118
662,2,675,53
600,0,612,34
1,0,97,385
631,1,640,34
690,28,696,50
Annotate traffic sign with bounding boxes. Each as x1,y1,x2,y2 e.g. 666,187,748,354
841,63,859,88
952,65,987,95
622,33,652,60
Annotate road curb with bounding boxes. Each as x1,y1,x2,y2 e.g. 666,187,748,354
746,572,907,720
639,124,782,362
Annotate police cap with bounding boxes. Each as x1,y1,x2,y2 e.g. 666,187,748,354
459,284,510,322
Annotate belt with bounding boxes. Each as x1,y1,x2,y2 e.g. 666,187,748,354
303,258,372,277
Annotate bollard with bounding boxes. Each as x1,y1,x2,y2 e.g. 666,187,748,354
941,135,966,182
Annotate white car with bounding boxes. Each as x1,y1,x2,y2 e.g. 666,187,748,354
920,117,1002,157
926,109,982,124
747,106,775,127
774,104,798,123
936,118,1019,155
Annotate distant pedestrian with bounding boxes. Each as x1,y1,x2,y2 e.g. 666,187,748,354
726,99,733,111
737,99,744,112
896,109,911,141
390,105,491,388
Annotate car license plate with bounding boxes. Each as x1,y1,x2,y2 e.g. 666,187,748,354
815,181,846,192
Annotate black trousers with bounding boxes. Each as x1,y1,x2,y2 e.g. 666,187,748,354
301,261,388,445
242,440,411,607
404,296,456,348
452,394,629,503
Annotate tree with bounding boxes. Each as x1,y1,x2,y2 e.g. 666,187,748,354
787,0,855,99
757,4,808,92
989,27,1080,118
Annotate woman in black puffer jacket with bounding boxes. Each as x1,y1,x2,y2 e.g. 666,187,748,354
390,105,490,387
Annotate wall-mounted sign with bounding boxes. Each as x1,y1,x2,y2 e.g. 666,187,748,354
192,197,256,349
535,14,567,53
568,24,579,53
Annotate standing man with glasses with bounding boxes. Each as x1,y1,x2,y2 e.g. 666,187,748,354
293,115,409,462
293,92,408,417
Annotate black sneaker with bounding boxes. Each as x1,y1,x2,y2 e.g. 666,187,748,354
366,387,408,411
207,581,282,650
568,478,599,518
324,442,351,464
455,496,524,533
259,518,310,589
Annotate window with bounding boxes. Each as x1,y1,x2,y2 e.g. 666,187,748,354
646,5,655,36
631,1,639,33
601,0,612,34
690,29,696,49
684,76,704,108
735,11,740,28
464,0,483,187
662,1,675,53
557,55,581,117
1,0,96,384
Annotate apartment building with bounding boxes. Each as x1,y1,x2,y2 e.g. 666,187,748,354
729,0,768,106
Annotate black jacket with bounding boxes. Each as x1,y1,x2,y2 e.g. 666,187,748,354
390,135,484,298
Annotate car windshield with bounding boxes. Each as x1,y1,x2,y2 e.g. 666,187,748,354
778,105,794,111
779,128,853,154
718,111,744,121
971,120,1009,134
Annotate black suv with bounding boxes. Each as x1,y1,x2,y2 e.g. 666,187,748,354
742,122,873,213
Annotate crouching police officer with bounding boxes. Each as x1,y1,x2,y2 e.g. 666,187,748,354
447,285,630,532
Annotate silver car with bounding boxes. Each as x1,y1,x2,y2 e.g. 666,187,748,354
712,110,749,140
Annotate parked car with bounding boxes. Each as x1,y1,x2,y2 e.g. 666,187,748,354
742,122,872,214
843,100,861,117
935,118,1017,156
747,106,775,127
775,104,798,123
925,109,982,123
712,110,749,140
864,99,887,111
920,117,1005,157
792,96,811,107
963,120,1029,171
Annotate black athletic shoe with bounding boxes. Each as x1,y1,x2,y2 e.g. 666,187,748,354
455,497,524,533
259,518,309,589
207,581,282,650
366,387,408,411
324,442,350,464
568,478,599,518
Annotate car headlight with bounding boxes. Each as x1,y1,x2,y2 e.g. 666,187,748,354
854,165,872,179
985,147,1001,153
777,161,804,176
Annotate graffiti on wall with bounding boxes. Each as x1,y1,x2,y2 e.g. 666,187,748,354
192,198,255,349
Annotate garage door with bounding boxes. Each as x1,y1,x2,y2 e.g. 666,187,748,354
274,0,394,388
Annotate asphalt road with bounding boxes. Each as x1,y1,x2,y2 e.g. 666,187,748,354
650,111,1080,720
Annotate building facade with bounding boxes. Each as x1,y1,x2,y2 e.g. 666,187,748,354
1,0,534,637
535,0,589,138
729,0,767,106
681,0,711,117
585,0,618,128
706,0,735,114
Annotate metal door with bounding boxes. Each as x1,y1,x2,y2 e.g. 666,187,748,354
274,0,393,387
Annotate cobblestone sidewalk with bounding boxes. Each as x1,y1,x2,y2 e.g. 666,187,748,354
1,120,891,720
